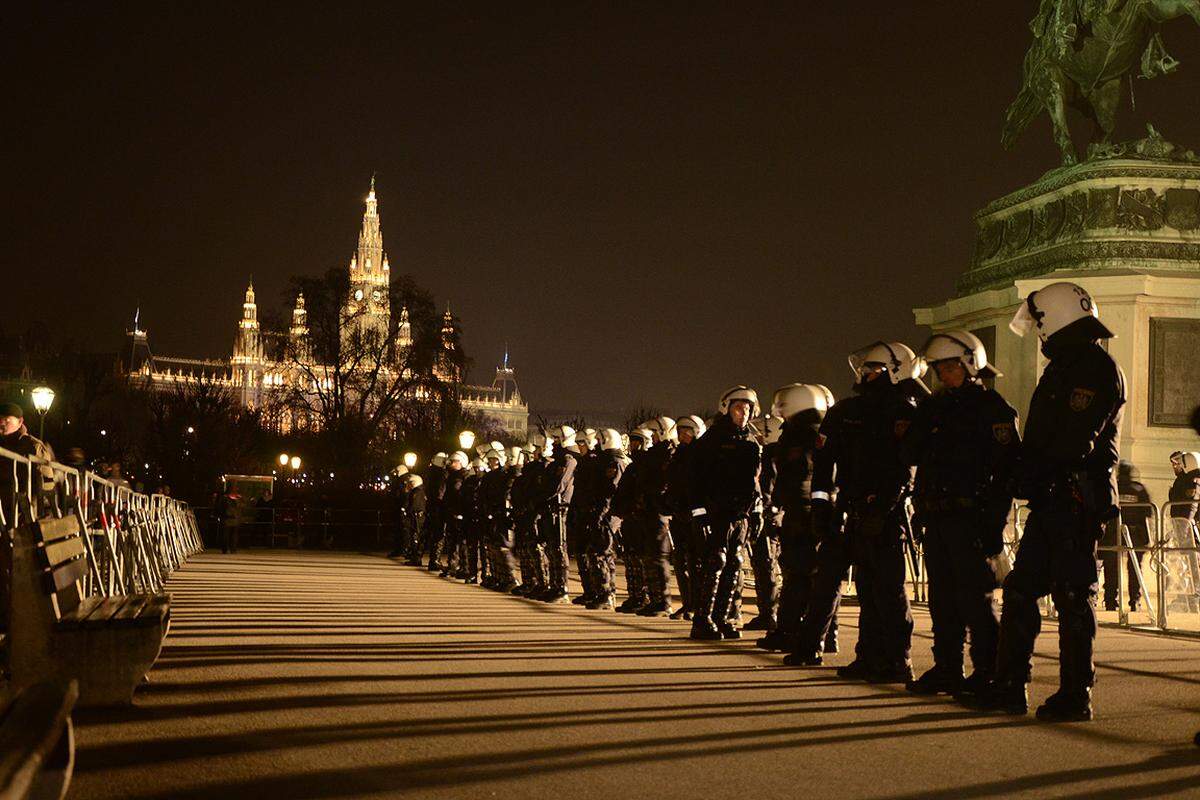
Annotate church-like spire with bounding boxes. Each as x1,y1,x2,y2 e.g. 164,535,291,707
356,175,384,278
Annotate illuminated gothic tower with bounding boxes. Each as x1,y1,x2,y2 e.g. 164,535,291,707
232,281,264,407
345,176,391,347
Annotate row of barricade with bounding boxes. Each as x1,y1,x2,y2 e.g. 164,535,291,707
2,444,204,673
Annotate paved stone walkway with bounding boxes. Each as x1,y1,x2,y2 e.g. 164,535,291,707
71,550,1200,799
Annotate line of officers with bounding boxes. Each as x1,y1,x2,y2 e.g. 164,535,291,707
390,281,1131,724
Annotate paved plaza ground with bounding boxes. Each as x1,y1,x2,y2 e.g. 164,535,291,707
71,550,1200,799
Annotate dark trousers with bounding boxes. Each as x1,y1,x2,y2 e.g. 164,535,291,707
516,515,547,589
221,523,239,553
488,517,517,584
696,516,750,626
749,519,781,622
778,508,820,636
996,507,1099,691
440,517,464,571
669,515,699,611
922,513,1001,675
584,517,618,598
640,512,672,605
423,512,445,567
620,515,647,604
541,510,570,592
848,512,914,668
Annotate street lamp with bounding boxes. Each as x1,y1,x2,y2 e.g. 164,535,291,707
290,455,301,470
403,451,418,470
279,453,290,467
30,386,54,440
458,430,475,451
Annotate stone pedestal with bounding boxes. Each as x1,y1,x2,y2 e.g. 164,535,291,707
915,158,1200,501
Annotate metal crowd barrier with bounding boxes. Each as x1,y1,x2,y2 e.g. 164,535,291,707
1,444,203,647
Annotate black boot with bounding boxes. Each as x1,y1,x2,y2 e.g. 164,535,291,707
869,661,915,685
1035,688,1093,722
823,628,839,654
905,665,964,696
835,659,873,681
743,615,777,631
953,671,992,705
783,650,822,667
756,631,796,652
965,679,1028,715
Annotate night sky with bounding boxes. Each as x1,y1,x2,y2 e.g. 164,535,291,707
7,3,1200,417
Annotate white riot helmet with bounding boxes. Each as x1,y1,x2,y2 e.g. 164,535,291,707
577,428,598,449
923,329,1000,378
621,432,630,452
672,415,706,439
718,385,760,417
470,457,487,473
431,452,448,468
628,428,652,451
475,444,491,459
1181,452,1200,472
642,416,677,443
752,414,785,445
395,465,409,478
771,383,831,421
486,443,507,467
405,474,423,489
849,341,927,386
449,451,469,468
599,428,624,452
507,445,524,465
1009,282,1113,343
549,424,577,449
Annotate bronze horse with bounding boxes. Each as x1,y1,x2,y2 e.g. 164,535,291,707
1003,0,1200,165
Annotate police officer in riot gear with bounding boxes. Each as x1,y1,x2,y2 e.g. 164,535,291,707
423,453,448,572
537,425,579,603
437,451,469,578
404,474,427,566
636,416,677,617
480,444,518,592
512,438,550,597
570,429,601,605
758,384,834,654
980,282,1126,722
583,428,630,610
613,428,652,613
666,415,705,620
746,414,784,631
784,342,922,682
688,386,763,640
901,330,1019,699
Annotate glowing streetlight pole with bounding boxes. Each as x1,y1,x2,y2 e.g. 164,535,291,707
458,430,475,451
30,386,55,440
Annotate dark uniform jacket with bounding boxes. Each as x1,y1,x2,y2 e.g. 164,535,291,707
1018,324,1126,519
595,449,628,522
480,466,514,521
902,379,1020,536
812,377,918,513
688,415,762,521
533,448,577,510
665,441,699,517
407,484,427,517
570,451,600,519
772,413,822,514
636,440,675,516
611,449,645,519
1168,469,1200,521
440,470,467,520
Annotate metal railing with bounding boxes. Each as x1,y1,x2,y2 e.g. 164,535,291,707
2,445,203,630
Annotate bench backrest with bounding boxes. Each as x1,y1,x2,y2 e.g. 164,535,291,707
30,515,88,617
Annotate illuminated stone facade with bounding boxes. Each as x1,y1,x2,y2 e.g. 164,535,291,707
128,180,529,437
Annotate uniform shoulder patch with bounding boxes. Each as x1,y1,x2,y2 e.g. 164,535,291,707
992,422,1013,444
1069,387,1096,412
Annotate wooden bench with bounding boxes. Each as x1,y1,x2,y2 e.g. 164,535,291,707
0,679,78,800
9,516,170,707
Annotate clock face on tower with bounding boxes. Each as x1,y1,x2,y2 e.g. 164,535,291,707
354,289,363,302
372,290,381,302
